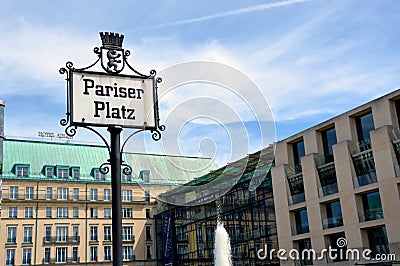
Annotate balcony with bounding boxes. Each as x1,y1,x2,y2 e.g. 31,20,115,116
43,257,80,264
322,216,343,229
6,238,16,244
351,145,377,187
288,193,305,205
318,183,338,197
42,236,80,245
122,235,135,244
295,224,309,235
360,209,384,222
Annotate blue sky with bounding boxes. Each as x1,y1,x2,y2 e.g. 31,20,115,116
1,0,400,166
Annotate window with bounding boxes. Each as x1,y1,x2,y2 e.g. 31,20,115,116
10,186,18,199
295,238,313,265
71,167,80,179
145,190,150,202
123,226,133,241
57,188,68,200
73,226,79,242
24,227,33,243
72,247,79,262
122,208,132,218
25,207,33,218
57,207,68,218
73,207,79,218
140,170,150,182
90,189,98,201
6,249,15,266
146,225,151,240
104,246,112,261
104,189,111,201
90,208,98,218
294,209,309,234
366,226,389,255
57,167,69,179
355,111,375,144
147,245,152,260
90,247,98,262
44,248,50,264
56,247,67,263
45,226,51,242
94,169,105,180
104,226,111,241
25,187,34,200
146,209,151,219
122,190,132,202
122,173,131,182
321,127,337,162
90,226,98,241
7,227,17,244
9,207,17,218
46,207,52,218
292,139,305,172
323,201,343,229
22,248,31,265
56,226,68,242
362,191,384,221
45,167,53,178
46,187,52,200
16,165,29,177
123,246,133,261
73,188,79,201
104,208,111,218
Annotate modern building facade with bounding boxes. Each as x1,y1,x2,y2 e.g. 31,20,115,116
155,89,400,266
0,102,218,266
272,90,400,265
155,145,278,266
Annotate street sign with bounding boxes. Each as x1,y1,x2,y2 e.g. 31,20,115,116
70,70,157,128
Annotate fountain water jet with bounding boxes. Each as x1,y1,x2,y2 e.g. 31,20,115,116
214,200,233,266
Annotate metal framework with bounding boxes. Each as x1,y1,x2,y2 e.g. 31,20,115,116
59,32,165,266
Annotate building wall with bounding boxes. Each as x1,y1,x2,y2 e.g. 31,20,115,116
0,179,163,265
0,137,217,266
272,89,400,265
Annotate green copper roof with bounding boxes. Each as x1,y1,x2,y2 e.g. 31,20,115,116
2,138,218,184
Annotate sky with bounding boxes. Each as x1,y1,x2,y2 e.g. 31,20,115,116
1,0,400,166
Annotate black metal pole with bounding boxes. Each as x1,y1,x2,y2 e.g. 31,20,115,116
109,126,123,266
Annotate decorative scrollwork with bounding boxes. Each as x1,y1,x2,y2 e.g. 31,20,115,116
124,50,131,57
122,163,133,175
65,125,77,137
94,47,101,55
60,115,70,126
159,124,166,131
59,67,67,75
66,61,74,69
150,69,157,76
99,162,110,175
156,77,162,84
151,129,162,141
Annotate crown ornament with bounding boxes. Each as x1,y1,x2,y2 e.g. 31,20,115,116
100,32,124,49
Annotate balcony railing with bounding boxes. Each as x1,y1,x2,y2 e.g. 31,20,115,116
360,209,384,222
295,224,309,235
288,193,306,205
1,191,149,203
6,238,16,244
318,183,338,197
122,235,135,243
43,257,80,264
351,146,377,187
43,236,80,244
322,216,343,229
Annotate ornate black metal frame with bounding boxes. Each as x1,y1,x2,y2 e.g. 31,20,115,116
59,40,165,176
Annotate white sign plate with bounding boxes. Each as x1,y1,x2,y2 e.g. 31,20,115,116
71,71,156,128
